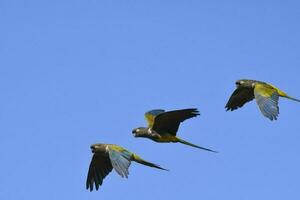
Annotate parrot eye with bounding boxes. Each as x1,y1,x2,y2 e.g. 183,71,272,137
235,81,240,85
132,128,139,133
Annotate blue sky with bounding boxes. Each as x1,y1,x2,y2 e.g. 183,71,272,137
1,1,300,199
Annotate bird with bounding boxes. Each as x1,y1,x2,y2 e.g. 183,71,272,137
132,108,217,152
86,143,167,191
225,79,300,120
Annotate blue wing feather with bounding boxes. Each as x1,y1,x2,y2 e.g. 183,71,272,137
255,91,279,120
145,109,165,127
108,148,132,178
146,109,165,117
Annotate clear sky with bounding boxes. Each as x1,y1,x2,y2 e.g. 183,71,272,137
1,1,300,199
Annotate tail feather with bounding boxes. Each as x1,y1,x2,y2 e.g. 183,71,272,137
275,87,300,102
286,95,300,103
132,154,168,171
176,137,218,153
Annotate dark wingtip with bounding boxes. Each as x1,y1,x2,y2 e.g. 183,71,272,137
225,106,236,112
225,105,232,111
87,185,93,192
268,117,278,121
190,108,200,116
86,182,91,191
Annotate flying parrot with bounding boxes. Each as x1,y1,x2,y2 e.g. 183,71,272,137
225,79,300,120
86,143,167,191
132,108,216,152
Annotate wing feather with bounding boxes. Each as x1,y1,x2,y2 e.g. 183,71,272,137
152,108,199,135
225,88,255,111
254,83,279,120
145,109,165,128
86,153,113,191
107,146,132,178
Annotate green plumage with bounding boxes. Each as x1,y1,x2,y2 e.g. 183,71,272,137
226,79,300,120
86,143,167,191
132,108,216,152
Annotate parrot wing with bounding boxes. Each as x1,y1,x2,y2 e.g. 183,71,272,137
152,108,199,135
107,145,132,178
254,83,279,120
145,109,165,128
86,153,113,191
225,87,255,111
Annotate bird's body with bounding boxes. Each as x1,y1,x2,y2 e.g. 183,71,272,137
225,79,300,120
86,143,166,191
154,134,178,143
132,108,216,152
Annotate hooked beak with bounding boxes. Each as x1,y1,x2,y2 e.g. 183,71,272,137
132,130,137,137
90,146,96,153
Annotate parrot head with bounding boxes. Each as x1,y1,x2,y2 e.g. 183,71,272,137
132,127,149,138
235,79,257,88
90,144,106,153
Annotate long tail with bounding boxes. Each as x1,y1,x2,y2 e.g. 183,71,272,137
274,87,300,102
285,95,300,102
176,137,218,153
132,154,168,171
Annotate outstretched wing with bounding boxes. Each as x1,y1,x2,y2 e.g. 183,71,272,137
152,108,199,135
107,145,132,178
145,109,165,128
86,153,113,191
225,88,255,111
254,83,279,120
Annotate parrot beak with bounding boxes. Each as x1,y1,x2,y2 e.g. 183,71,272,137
90,145,96,153
132,130,137,137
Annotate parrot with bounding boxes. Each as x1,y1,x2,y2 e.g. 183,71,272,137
86,143,167,191
225,79,300,120
132,108,217,152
